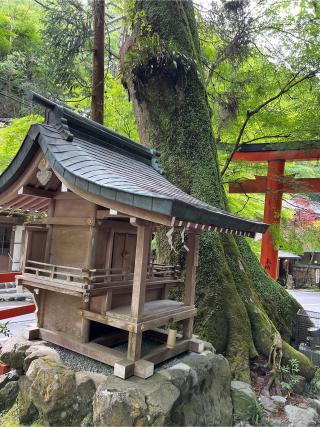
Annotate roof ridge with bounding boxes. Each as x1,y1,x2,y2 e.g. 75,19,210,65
30,92,163,171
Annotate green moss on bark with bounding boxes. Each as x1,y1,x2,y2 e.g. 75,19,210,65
121,0,314,381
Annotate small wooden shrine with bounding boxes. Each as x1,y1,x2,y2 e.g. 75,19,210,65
0,93,268,378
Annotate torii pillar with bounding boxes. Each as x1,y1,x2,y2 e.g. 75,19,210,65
229,141,320,280
260,160,285,278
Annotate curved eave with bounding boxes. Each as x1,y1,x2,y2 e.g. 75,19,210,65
42,142,268,234
0,124,268,235
0,125,41,193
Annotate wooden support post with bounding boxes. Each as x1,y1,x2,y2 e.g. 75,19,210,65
44,199,55,263
260,160,285,280
21,228,31,272
134,359,154,379
24,326,40,341
114,359,135,379
81,205,97,343
101,289,112,314
127,222,152,362
38,199,55,328
183,232,199,339
100,230,114,313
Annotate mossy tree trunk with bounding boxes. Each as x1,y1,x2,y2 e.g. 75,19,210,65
121,0,314,382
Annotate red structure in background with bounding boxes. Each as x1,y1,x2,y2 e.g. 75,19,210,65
0,272,35,320
229,142,320,279
0,272,21,283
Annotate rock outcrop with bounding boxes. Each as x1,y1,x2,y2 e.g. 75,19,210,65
231,380,257,422
94,351,232,427
284,405,320,427
0,334,233,426
0,334,31,370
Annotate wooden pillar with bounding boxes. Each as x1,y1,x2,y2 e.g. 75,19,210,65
183,232,199,339
127,222,151,361
21,228,31,272
44,199,55,263
81,206,97,343
260,160,285,280
38,199,56,328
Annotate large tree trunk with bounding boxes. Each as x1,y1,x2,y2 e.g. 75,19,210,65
120,0,314,382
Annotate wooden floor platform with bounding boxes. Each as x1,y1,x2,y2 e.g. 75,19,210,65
80,299,197,333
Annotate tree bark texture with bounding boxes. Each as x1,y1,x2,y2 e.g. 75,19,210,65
91,0,105,124
120,0,314,381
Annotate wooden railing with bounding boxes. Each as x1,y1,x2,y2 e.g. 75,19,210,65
24,260,86,283
23,260,181,292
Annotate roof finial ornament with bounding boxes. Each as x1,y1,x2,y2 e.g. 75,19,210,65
30,92,73,142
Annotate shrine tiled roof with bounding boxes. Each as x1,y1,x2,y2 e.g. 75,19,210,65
0,93,268,236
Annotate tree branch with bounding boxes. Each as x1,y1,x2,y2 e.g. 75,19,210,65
220,68,319,176
240,133,291,144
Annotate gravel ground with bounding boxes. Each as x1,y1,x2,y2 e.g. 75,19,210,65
49,343,114,375
47,339,189,375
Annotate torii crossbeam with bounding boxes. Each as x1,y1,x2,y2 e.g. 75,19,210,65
229,141,320,279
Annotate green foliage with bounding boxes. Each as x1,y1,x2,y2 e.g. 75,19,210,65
0,11,13,55
0,321,9,337
0,115,42,172
65,73,138,139
104,75,139,139
307,366,320,395
247,399,264,427
0,0,41,57
201,1,320,257
41,0,92,89
0,398,43,427
0,0,56,117
281,358,300,395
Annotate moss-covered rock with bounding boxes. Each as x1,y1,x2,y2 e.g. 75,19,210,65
231,380,257,422
23,357,78,426
0,380,19,412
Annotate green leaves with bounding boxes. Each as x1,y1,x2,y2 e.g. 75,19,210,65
0,115,42,172
0,0,42,56
280,358,300,395
41,0,92,89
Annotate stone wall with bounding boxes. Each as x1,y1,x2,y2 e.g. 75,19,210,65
0,334,233,426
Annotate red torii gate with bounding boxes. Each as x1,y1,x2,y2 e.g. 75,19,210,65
229,142,320,280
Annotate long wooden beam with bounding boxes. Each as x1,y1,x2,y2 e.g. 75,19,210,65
232,149,320,162
18,186,56,199
230,177,320,194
